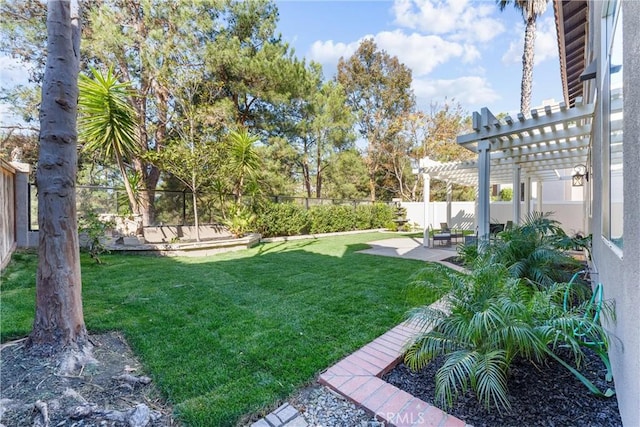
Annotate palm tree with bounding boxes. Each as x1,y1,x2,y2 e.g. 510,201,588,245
498,0,550,114
226,128,261,203
78,67,140,216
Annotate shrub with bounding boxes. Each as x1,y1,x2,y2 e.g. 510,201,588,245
499,187,513,201
255,202,309,238
254,201,393,237
353,205,375,230
224,204,257,237
490,212,582,286
370,203,394,228
457,212,583,287
308,205,356,234
78,210,114,264
404,262,614,412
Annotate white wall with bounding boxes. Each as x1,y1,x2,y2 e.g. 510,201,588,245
402,200,586,236
402,201,475,230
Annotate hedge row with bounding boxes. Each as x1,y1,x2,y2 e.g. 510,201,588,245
255,202,394,238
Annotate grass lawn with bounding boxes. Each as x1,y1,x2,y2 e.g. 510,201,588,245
0,232,443,426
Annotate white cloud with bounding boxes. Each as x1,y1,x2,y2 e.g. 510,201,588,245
375,30,465,75
392,0,505,43
308,39,361,67
0,55,31,88
309,30,471,77
501,15,559,65
462,44,480,63
412,76,501,108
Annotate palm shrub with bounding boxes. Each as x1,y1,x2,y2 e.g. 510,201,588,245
457,213,583,286
491,212,583,286
404,261,614,412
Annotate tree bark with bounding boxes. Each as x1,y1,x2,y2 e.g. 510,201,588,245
521,16,536,114
29,0,87,354
302,161,311,198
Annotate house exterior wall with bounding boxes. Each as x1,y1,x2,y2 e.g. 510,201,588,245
589,1,640,425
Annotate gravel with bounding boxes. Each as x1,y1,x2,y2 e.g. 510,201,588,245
290,386,383,427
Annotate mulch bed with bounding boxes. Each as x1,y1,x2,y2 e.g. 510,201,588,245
0,332,176,426
383,348,621,427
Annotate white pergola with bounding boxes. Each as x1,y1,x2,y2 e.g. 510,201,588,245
418,100,598,242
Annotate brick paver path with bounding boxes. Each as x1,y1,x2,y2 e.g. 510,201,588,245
319,319,467,427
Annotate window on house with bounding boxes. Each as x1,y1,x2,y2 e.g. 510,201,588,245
607,4,623,249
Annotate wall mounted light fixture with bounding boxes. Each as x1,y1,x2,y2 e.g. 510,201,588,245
572,164,588,186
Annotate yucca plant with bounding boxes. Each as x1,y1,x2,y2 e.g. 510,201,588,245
405,261,614,412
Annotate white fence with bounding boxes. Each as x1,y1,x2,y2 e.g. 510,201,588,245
401,200,587,236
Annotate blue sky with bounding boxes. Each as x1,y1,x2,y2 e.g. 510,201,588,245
0,0,563,125
275,0,564,116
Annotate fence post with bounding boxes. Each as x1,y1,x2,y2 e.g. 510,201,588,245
12,162,34,247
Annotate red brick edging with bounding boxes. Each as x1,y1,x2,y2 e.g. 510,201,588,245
318,320,466,427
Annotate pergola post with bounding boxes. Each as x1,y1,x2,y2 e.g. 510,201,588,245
525,176,532,217
512,164,521,224
446,181,452,227
422,172,431,248
536,181,543,212
477,140,491,243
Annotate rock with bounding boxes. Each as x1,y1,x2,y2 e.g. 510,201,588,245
113,374,152,385
63,388,88,404
127,404,151,427
69,405,95,419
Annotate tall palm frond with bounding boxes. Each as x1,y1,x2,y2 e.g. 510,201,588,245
227,128,261,202
79,67,138,161
79,67,139,214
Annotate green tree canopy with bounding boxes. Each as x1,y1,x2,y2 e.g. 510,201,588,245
337,38,416,201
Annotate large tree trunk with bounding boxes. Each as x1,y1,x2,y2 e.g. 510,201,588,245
368,174,376,202
302,161,311,198
29,0,87,355
520,16,536,114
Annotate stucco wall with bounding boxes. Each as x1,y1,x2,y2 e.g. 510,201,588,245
614,2,639,424
590,2,640,425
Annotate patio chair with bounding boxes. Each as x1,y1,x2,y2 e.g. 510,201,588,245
431,225,452,247
441,222,464,244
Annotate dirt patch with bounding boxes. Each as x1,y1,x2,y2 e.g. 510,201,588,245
1,332,178,427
